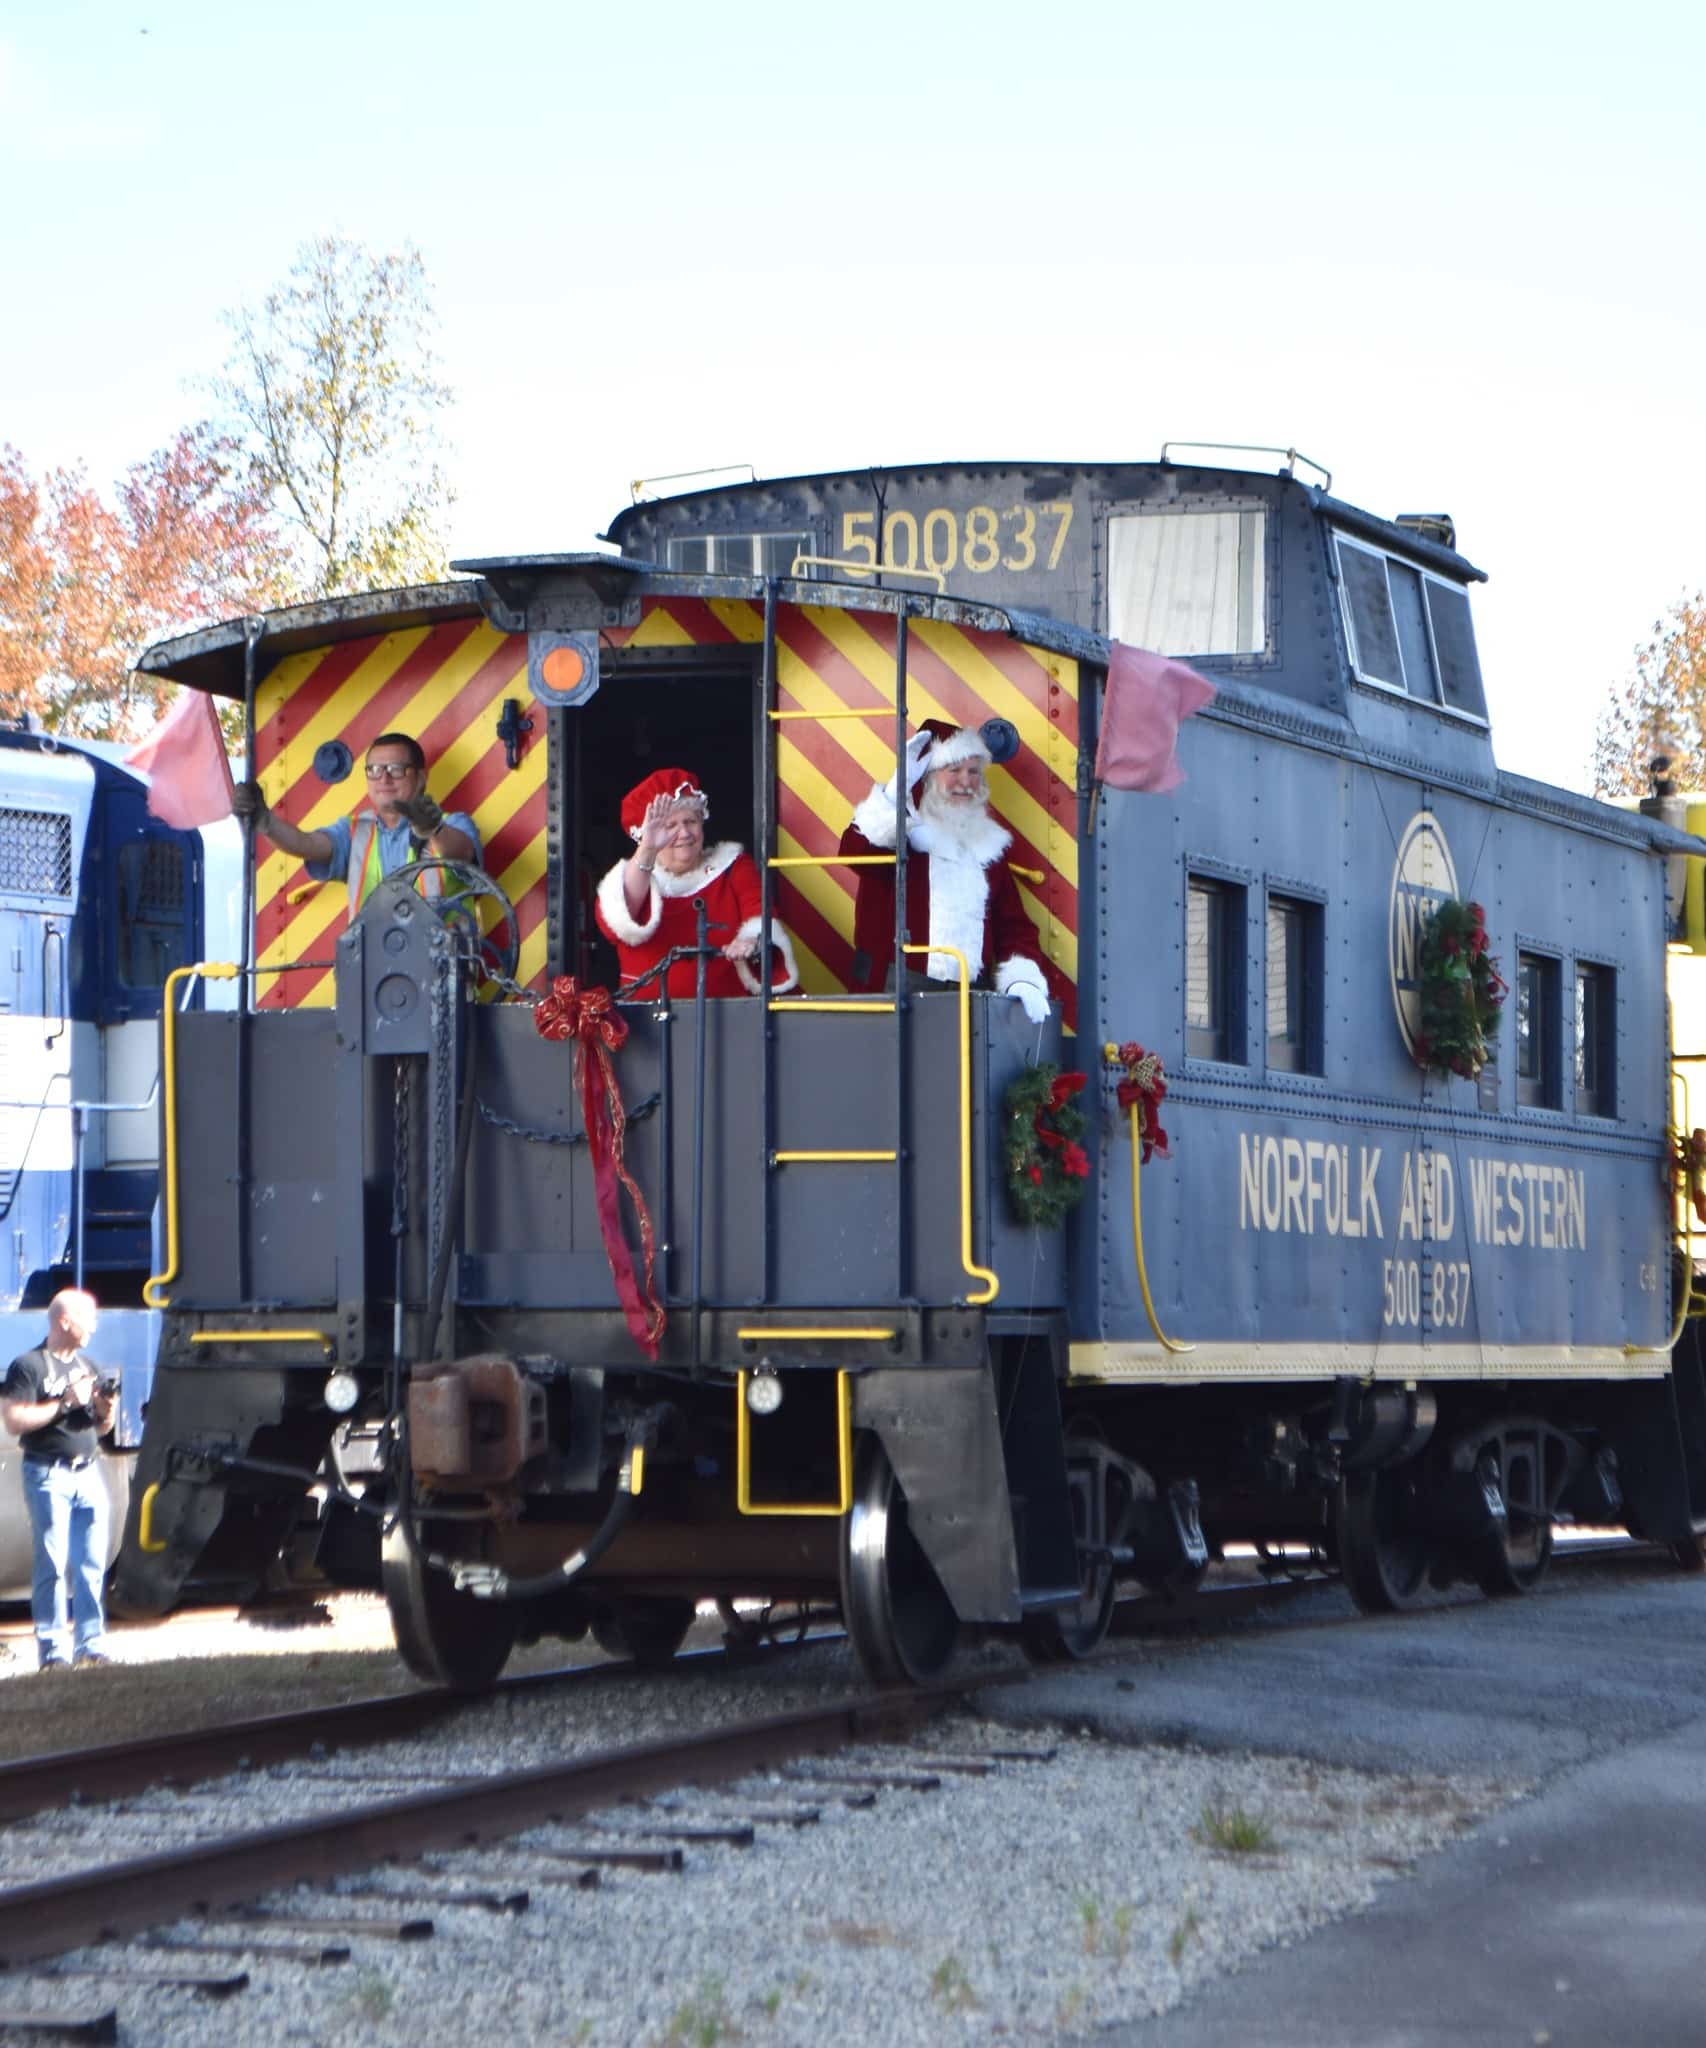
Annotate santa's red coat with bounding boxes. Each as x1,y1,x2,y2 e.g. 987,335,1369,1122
836,789,1068,1020
595,843,798,1000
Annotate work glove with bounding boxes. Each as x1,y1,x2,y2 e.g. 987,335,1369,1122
1012,981,1051,1025
401,791,445,837
230,779,270,828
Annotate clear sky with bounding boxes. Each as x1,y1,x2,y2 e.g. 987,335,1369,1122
4,0,1702,792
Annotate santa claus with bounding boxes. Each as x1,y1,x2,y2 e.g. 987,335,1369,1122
837,721,1053,1021
596,767,798,999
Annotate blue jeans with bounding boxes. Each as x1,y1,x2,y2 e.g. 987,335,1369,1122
21,1458,109,1665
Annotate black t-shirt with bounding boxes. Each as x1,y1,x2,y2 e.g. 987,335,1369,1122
2,1345,103,1461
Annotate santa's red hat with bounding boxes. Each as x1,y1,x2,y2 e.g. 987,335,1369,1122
909,719,991,786
621,767,709,839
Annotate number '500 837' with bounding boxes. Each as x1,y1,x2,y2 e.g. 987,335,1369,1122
839,504,1073,579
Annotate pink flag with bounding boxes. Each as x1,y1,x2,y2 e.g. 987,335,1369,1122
124,689,235,830
1095,641,1217,794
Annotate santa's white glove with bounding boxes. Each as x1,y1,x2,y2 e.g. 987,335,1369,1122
1012,981,1051,1025
879,730,935,808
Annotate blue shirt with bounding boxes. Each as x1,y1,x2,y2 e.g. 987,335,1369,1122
308,809,482,885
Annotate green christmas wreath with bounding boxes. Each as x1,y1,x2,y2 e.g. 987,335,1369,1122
1005,1063,1091,1228
1413,898,1507,1081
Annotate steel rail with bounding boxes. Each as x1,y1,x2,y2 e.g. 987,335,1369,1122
0,1684,970,1968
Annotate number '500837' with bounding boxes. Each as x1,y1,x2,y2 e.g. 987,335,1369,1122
839,504,1073,579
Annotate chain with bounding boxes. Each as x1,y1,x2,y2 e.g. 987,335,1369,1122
391,1058,412,1241
476,1091,660,1147
427,955,455,1306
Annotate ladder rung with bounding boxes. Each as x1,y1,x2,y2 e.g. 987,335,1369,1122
769,1000,896,1014
772,1150,897,1164
736,1327,896,1340
768,854,895,868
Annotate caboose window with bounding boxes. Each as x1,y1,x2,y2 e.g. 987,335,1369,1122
1187,875,1245,1063
1335,535,1488,721
1107,509,1267,657
1516,951,1561,1109
1575,963,1615,1118
665,532,814,578
1266,894,1322,1074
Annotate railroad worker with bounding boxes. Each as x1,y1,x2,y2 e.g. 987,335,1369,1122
1,1289,116,1672
231,732,481,916
838,719,1056,1020
595,767,798,999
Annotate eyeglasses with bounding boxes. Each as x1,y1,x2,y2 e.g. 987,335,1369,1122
365,763,418,781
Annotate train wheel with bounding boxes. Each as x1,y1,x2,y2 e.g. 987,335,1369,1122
381,1518,519,1692
840,1434,959,1686
591,1596,697,1668
1472,1443,1556,1598
1021,1436,1130,1662
1335,1468,1433,1613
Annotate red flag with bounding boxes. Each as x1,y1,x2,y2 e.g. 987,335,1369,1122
1095,641,1217,794
124,689,235,830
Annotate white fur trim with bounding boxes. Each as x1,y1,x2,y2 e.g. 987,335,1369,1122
653,840,743,897
849,783,901,849
597,858,662,945
995,955,1047,996
924,727,991,774
731,914,799,996
924,847,990,981
910,805,1010,867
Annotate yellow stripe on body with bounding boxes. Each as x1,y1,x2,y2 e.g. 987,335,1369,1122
911,619,1080,787
629,606,699,647
707,598,764,643
803,608,1076,890
1017,879,1078,982
787,931,838,996
774,823,855,945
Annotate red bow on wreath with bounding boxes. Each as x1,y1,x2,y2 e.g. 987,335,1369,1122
1114,1040,1170,1162
534,977,666,1359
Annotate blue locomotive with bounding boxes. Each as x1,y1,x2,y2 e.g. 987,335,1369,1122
0,726,237,1597
110,449,1706,1682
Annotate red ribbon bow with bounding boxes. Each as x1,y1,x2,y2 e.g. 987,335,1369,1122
535,977,665,1359
1114,1039,1171,1163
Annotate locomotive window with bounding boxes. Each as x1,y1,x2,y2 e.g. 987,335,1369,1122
1107,510,1266,656
1266,895,1322,1074
1187,875,1245,1063
665,532,814,578
115,838,189,989
1336,534,1487,721
1575,963,1615,1118
1516,951,1561,1109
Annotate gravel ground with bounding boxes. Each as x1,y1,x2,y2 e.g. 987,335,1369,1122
0,1613,1521,2045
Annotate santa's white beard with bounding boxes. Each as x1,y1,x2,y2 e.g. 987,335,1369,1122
918,778,993,852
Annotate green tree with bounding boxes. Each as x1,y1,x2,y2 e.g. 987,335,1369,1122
1593,591,1706,797
213,235,455,599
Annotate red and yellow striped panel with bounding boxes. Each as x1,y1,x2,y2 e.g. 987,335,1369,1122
607,596,1079,998
251,619,546,1007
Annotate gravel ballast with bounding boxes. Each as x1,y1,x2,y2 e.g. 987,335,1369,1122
0,1603,1519,2045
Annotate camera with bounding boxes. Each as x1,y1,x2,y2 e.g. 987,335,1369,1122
95,1376,120,1401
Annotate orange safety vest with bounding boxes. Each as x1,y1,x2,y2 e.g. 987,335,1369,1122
345,814,449,920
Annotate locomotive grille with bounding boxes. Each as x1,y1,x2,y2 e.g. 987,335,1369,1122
128,838,185,915
0,807,73,898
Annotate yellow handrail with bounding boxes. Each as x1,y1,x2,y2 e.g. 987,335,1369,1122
902,943,998,1305
773,1149,897,1164
735,1327,896,1341
736,1368,854,1515
137,1480,166,1553
143,963,241,1308
768,707,897,722
1125,1100,1195,1355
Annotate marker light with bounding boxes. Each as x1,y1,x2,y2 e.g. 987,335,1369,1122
323,1369,361,1415
745,1368,784,1417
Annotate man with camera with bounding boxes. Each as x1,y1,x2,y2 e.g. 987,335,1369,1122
2,1289,117,1671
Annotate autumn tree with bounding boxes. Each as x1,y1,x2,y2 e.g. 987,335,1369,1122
212,235,455,599
1593,591,1706,797
0,429,285,739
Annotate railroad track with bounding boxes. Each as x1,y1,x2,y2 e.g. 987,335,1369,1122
0,1679,1053,2039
